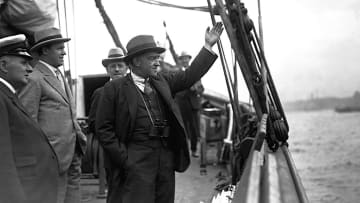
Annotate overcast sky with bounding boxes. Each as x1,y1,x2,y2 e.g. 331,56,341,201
69,0,360,102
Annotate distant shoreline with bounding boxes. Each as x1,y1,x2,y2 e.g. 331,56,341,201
283,91,360,112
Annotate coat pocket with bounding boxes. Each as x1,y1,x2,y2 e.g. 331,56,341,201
15,156,37,179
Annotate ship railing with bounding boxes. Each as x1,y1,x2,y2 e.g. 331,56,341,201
231,114,309,203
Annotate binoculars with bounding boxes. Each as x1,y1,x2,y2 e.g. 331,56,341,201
149,119,170,138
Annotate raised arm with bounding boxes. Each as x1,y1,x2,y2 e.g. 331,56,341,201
164,22,223,93
204,22,224,50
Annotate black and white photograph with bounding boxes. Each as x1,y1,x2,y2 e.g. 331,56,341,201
0,0,359,203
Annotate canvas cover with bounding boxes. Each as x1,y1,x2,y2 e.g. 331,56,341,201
0,0,57,38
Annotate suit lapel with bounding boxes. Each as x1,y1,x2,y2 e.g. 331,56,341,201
0,84,31,118
150,75,173,108
36,63,70,104
12,96,31,118
0,83,59,162
0,83,40,127
150,75,185,128
124,75,138,130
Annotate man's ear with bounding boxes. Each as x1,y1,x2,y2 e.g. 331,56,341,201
132,56,141,67
0,58,9,73
40,46,49,56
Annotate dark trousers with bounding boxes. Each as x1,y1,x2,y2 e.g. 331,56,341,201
57,150,82,203
183,110,200,152
106,140,175,203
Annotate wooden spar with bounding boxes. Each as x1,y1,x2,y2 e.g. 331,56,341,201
257,0,269,113
214,0,265,119
215,0,288,128
232,54,239,111
257,0,264,48
281,146,310,203
94,0,126,53
163,21,180,66
251,30,289,128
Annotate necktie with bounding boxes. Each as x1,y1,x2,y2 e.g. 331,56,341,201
55,69,65,91
144,79,153,95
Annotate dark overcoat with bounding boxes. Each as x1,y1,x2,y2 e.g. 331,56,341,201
0,82,59,203
175,80,204,152
95,48,217,201
88,87,103,134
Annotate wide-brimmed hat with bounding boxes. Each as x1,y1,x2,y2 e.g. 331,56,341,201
179,51,192,59
102,48,126,67
0,34,32,60
30,27,70,51
124,35,165,62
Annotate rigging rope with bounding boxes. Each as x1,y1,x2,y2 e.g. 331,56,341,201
63,0,70,69
206,0,243,127
136,0,210,12
56,0,61,30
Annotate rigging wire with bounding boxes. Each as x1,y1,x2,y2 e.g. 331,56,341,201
206,0,242,126
232,50,238,107
63,0,72,85
56,0,61,30
136,0,210,12
55,0,72,88
71,0,78,104
71,0,78,79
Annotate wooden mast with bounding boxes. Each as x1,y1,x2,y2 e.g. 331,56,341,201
94,0,126,53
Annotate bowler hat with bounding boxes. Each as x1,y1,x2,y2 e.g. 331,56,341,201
0,34,32,60
179,51,192,59
102,48,126,67
124,35,165,62
30,27,70,51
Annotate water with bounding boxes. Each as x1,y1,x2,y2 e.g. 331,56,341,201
287,110,360,203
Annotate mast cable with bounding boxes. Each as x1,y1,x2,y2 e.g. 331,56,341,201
63,0,71,81
206,0,242,126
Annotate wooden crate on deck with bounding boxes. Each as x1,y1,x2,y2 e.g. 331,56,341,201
199,108,227,166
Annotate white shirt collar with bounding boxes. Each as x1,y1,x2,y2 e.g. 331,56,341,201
0,77,16,94
130,71,146,92
39,60,58,77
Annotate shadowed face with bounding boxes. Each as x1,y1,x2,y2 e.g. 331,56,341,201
106,61,128,80
132,51,161,78
0,56,33,89
179,55,191,68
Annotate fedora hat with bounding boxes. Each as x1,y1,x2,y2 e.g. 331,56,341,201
179,51,192,59
102,48,126,67
124,35,165,62
0,34,32,60
30,27,70,51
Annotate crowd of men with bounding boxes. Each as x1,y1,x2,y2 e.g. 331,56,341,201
0,22,223,203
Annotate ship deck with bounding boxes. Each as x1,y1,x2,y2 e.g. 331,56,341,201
81,156,228,203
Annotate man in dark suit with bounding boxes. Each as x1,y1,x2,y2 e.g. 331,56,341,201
88,47,128,134
87,47,127,197
0,34,59,203
96,22,223,203
19,28,87,203
175,51,204,157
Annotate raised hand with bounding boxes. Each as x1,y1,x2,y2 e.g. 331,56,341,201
205,22,224,48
